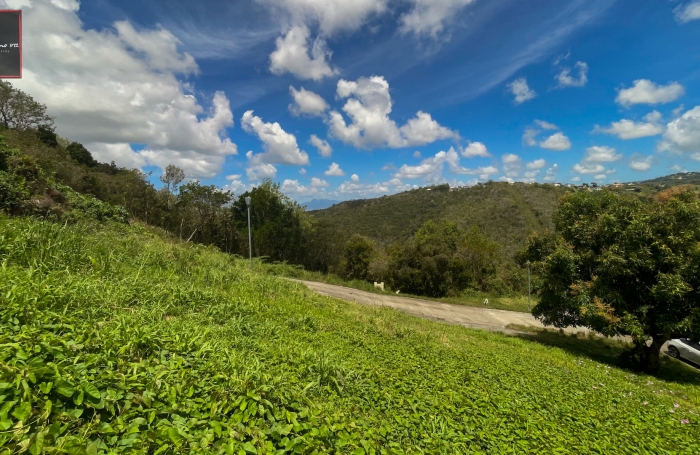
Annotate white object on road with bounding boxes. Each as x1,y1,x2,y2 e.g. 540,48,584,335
667,338,700,365
374,282,385,291
396,290,400,295
484,298,489,306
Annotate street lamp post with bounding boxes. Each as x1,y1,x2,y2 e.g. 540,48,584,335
526,260,531,312
245,196,252,271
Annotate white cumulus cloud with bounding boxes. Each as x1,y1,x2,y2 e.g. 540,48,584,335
629,156,653,171
594,111,664,139
242,110,310,166
583,146,622,162
526,159,546,170
289,86,329,116
310,177,329,187
659,106,700,153
539,132,572,151
6,1,238,178
543,164,559,182
269,26,338,80
572,163,606,175
309,134,333,157
461,141,491,158
247,163,278,181
328,76,457,149
502,153,522,178
324,162,345,176
555,61,589,88
507,77,536,104
616,79,685,107
394,147,497,183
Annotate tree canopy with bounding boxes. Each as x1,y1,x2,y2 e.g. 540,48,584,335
0,81,54,131
521,189,700,373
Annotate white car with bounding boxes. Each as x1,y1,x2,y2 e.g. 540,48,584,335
667,339,700,365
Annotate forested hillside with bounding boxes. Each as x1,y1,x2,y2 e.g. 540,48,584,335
638,171,700,186
311,182,567,256
2,79,698,301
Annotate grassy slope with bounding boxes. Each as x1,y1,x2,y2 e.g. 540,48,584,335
311,183,566,257
1,217,699,454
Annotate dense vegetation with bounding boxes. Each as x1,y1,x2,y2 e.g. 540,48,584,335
1,216,699,454
311,182,565,257
6,79,700,304
0,87,518,298
520,188,700,373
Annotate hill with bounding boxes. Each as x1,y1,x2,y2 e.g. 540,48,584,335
311,182,567,257
310,175,700,257
1,215,698,453
302,198,342,210
638,171,700,186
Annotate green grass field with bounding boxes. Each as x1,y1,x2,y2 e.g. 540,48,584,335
1,216,699,454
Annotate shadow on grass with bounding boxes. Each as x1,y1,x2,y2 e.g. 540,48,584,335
507,324,700,386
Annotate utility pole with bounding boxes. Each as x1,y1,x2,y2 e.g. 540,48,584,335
245,196,252,271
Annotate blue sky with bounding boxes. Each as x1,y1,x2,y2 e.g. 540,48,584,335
5,0,700,202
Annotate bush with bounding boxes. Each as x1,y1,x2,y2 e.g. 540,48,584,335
338,234,374,281
0,171,29,213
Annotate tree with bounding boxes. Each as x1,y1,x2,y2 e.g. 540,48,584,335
179,180,232,244
388,220,475,297
231,180,308,264
520,189,700,373
66,142,97,167
0,81,54,131
159,164,186,214
36,125,58,148
160,164,185,194
340,234,375,281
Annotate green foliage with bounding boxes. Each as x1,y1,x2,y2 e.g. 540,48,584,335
339,234,374,281
312,182,565,256
0,133,129,223
0,217,698,454
62,186,130,223
231,180,310,265
387,220,500,298
0,81,54,131
0,170,29,212
66,142,97,167
521,190,700,373
36,125,58,148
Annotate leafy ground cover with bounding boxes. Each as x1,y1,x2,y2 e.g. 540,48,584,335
1,216,699,454
264,263,533,313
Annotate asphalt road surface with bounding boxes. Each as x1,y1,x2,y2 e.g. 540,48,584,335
292,279,590,335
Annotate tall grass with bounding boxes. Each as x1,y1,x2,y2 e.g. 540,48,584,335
0,215,698,454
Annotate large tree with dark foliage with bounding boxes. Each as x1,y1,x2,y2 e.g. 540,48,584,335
66,142,97,167
231,180,310,264
520,189,700,373
0,81,54,131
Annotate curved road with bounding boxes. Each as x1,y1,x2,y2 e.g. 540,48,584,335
292,279,587,335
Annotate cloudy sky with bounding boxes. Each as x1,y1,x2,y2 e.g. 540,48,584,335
4,0,700,202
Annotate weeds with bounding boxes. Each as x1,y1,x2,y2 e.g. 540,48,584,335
0,216,698,454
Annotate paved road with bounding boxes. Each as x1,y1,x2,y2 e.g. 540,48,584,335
292,279,591,335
